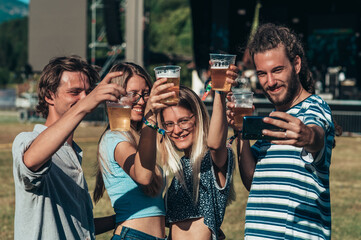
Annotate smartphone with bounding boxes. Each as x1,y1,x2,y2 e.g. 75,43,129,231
242,116,285,140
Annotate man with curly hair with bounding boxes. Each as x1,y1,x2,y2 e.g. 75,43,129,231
228,23,336,239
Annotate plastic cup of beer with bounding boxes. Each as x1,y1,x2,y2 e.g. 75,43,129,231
106,94,133,132
210,53,236,92
154,65,181,104
232,90,254,128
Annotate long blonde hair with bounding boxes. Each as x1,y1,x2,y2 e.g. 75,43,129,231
158,86,209,202
93,62,163,204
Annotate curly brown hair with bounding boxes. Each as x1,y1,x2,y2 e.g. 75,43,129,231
247,23,314,93
36,55,100,118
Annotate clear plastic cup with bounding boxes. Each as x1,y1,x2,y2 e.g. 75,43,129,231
210,53,236,92
232,90,254,128
154,65,181,104
106,94,134,131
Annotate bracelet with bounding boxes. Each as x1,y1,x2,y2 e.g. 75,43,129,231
201,82,212,101
146,117,157,125
227,130,242,147
142,117,166,136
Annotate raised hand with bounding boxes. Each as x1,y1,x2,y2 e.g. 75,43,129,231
225,64,240,88
80,72,126,113
144,78,176,116
262,111,325,152
226,92,238,130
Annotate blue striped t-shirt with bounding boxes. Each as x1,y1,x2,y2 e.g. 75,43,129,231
245,95,335,240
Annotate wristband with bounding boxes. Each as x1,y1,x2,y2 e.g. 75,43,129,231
201,82,212,101
227,130,241,147
142,117,166,136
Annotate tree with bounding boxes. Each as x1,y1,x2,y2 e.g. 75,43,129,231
145,0,193,86
147,0,192,56
0,17,28,85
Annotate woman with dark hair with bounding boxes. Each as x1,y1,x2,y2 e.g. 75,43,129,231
93,62,174,240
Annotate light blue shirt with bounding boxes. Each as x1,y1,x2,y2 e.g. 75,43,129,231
99,130,165,223
12,124,95,240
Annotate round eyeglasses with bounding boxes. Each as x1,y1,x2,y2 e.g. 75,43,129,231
162,115,195,133
128,92,150,103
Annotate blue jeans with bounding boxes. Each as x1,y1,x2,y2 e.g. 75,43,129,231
111,226,167,240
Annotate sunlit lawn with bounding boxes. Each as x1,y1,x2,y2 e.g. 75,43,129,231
1,122,360,239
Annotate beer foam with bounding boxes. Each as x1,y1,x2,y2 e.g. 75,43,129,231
235,103,252,108
211,66,229,69
156,72,180,78
106,101,131,108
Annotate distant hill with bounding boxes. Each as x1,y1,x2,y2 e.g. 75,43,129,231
0,0,28,24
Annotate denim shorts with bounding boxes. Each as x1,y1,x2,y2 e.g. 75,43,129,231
111,226,167,240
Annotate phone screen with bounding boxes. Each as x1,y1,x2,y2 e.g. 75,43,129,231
242,116,285,140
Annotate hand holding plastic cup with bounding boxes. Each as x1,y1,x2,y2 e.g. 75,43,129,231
232,90,254,128
154,65,181,104
106,93,134,132
210,53,236,92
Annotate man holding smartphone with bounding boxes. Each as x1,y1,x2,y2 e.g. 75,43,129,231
227,23,336,239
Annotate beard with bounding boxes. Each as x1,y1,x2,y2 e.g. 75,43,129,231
263,67,300,108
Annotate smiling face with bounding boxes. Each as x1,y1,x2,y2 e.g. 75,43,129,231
46,71,90,121
254,45,302,111
125,75,150,123
162,106,196,156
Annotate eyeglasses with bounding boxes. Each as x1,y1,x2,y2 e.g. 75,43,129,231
162,115,195,133
128,92,150,103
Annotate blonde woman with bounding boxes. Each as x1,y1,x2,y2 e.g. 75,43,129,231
93,62,174,240
158,69,238,240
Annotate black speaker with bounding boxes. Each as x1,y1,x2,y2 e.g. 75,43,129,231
190,0,231,80
189,0,212,76
103,0,123,46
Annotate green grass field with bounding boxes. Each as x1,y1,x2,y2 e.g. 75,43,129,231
1,121,361,240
